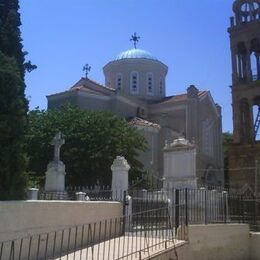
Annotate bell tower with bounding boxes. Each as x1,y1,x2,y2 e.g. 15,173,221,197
228,0,260,194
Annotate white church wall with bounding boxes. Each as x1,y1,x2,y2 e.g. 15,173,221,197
103,59,167,101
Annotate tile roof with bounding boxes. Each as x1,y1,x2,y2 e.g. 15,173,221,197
47,77,115,97
70,77,115,95
128,117,161,129
150,91,208,105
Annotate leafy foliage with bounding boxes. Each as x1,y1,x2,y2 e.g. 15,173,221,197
0,52,27,199
0,0,29,199
26,106,147,187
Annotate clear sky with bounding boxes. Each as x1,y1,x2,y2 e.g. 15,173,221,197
20,0,234,132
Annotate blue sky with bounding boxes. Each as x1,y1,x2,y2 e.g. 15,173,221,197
20,0,234,132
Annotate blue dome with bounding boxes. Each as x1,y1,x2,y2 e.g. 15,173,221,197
116,49,157,61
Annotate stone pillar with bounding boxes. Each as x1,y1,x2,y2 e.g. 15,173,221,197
222,191,229,222
231,50,238,82
111,156,130,200
45,160,66,192
163,138,197,189
44,132,66,193
27,188,39,200
186,85,199,143
256,54,260,79
238,54,242,79
76,192,86,201
246,51,252,80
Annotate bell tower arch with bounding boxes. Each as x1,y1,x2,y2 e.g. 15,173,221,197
228,0,260,195
229,0,260,143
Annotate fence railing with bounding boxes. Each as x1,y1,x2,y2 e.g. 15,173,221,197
1,187,259,259
35,187,259,231
0,206,186,260
228,195,260,231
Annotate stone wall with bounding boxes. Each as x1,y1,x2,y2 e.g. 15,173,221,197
249,232,260,260
0,200,122,242
188,224,250,260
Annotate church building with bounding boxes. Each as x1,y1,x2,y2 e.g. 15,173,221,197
47,36,224,187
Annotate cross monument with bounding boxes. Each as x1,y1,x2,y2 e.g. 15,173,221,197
51,132,65,162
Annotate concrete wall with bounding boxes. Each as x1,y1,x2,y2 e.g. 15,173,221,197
188,224,250,260
0,200,122,242
149,242,192,260
250,232,260,260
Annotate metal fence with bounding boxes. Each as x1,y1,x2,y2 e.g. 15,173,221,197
38,186,124,201
228,195,260,231
37,187,259,231
0,206,185,260
1,187,259,259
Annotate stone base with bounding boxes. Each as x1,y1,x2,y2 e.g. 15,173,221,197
45,160,66,192
228,142,260,195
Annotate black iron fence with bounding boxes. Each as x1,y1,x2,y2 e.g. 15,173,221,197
38,186,124,201
228,195,260,231
35,187,260,231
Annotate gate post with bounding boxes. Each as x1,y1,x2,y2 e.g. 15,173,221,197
185,188,188,226
111,156,130,201
175,189,180,235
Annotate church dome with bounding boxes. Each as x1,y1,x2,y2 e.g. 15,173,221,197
116,49,158,61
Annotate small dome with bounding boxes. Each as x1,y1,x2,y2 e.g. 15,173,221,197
116,49,158,61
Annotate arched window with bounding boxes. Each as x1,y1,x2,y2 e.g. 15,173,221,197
236,42,248,81
147,72,154,96
234,1,260,24
250,38,260,81
159,78,164,95
130,71,139,94
116,73,123,90
106,78,111,87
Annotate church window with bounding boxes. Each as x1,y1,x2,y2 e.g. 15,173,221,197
116,73,122,90
106,78,111,87
159,78,164,95
130,71,139,94
147,73,154,96
202,118,214,157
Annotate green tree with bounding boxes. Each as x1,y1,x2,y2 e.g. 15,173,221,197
223,132,233,187
0,0,34,199
0,51,27,199
0,0,25,79
26,106,147,187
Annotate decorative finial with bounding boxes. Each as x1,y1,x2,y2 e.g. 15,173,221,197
83,64,91,78
130,32,140,49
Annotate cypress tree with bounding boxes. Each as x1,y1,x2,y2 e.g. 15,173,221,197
0,0,27,199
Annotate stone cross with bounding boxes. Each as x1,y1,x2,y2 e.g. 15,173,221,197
51,132,65,162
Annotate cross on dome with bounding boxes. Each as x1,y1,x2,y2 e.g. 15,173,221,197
130,33,140,49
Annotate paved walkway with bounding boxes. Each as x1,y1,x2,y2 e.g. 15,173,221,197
55,235,185,260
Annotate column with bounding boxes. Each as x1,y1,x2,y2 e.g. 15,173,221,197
249,99,255,142
238,54,242,79
242,54,247,79
256,53,260,80
231,51,238,82
111,156,130,200
246,51,252,80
